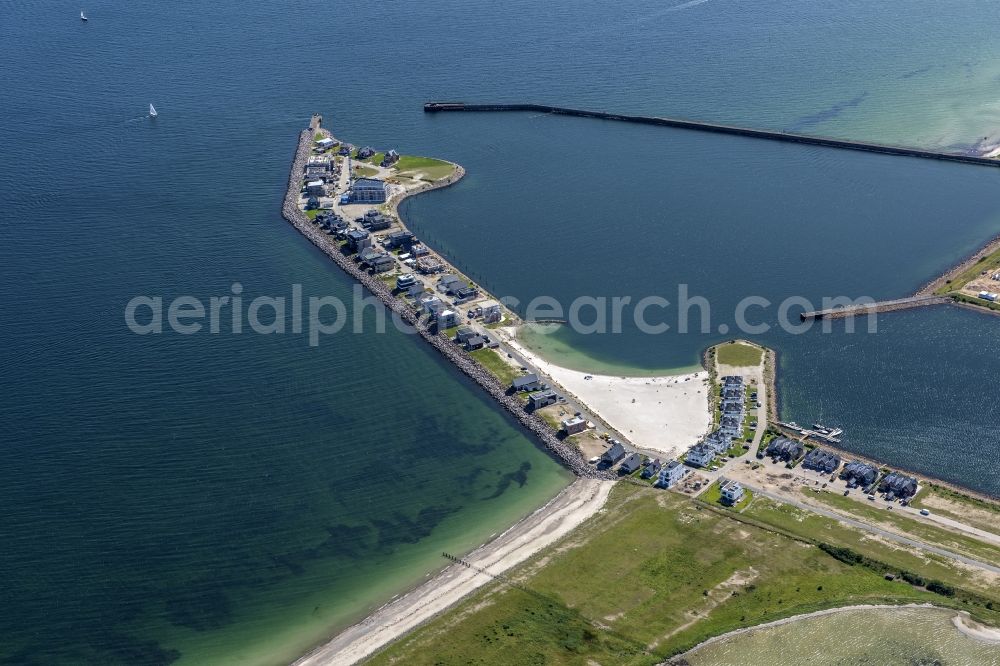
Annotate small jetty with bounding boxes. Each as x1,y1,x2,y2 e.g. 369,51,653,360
799,295,951,320
423,102,1000,168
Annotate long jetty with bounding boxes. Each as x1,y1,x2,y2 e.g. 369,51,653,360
424,102,1000,168
799,294,952,320
283,117,613,480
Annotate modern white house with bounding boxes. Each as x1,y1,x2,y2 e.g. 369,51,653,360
657,460,685,488
685,443,715,468
719,478,745,505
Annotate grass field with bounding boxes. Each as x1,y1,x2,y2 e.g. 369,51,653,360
394,155,456,181
715,341,764,367
370,485,996,665
803,489,1000,565
933,245,1000,295
469,348,519,388
743,497,1000,599
352,165,378,178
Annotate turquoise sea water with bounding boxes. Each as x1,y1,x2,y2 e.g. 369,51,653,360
2,0,1000,662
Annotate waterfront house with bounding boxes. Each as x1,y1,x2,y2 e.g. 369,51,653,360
840,460,879,489
305,196,320,210
719,478,745,505
418,294,443,315
305,179,325,196
480,300,502,324
416,257,444,274
601,441,626,465
619,453,643,476
464,335,486,351
381,149,400,167
722,375,744,388
357,146,376,159
454,327,477,344
315,137,336,150
878,471,918,500
561,415,588,435
511,374,541,393
765,437,804,462
641,458,662,479
437,309,458,329
386,230,415,250
454,287,479,303
657,460,685,487
350,178,387,203
412,244,430,258
438,274,464,294
345,229,371,253
396,273,417,290
802,447,842,474
685,443,715,468
527,389,558,411
362,216,392,232
406,283,426,299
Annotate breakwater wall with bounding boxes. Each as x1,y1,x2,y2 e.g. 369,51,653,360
424,103,1000,168
799,295,952,320
282,125,611,480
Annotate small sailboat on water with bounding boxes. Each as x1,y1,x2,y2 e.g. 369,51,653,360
80,10,88,21
149,104,158,118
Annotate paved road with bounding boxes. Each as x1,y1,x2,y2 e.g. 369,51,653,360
747,485,1000,575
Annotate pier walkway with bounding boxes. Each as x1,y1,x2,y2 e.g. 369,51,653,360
799,295,951,320
424,102,1000,168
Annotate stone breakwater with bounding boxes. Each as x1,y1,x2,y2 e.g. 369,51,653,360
282,128,612,480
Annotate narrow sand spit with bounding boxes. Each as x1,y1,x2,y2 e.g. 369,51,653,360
295,478,613,666
498,332,711,457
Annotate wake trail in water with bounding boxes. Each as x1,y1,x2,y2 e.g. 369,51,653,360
638,0,713,21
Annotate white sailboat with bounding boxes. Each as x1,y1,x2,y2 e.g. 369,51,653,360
80,10,88,21
149,104,158,118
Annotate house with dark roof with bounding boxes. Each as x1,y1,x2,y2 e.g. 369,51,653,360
381,149,400,167
356,146,376,159
619,453,643,476
802,447,842,474
345,229,371,252
840,460,879,489
349,178,386,203
385,230,415,250
527,390,558,411
601,441,626,465
511,374,541,392
641,458,662,479
464,335,486,351
765,437,804,462
879,471,918,500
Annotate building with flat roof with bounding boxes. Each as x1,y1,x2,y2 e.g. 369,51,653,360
349,178,387,203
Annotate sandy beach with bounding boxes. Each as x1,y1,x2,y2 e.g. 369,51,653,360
497,330,711,457
294,478,613,666
954,611,1000,643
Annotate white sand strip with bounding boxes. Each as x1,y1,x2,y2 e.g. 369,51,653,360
294,478,614,666
498,333,711,458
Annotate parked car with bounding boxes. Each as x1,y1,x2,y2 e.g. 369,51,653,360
920,509,931,516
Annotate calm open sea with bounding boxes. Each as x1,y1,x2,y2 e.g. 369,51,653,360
1,0,998,662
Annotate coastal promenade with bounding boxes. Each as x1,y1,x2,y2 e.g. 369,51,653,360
424,103,1000,167
283,117,612,481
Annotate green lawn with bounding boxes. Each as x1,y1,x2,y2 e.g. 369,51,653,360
370,485,995,666
715,341,764,367
394,155,456,181
469,348,519,387
803,489,1000,566
305,209,321,220
352,165,378,178
743,497,1000,600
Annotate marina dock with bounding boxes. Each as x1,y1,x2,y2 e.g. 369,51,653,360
424,102,1000,168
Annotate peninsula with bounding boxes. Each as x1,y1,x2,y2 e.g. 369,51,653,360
283,115,1000,666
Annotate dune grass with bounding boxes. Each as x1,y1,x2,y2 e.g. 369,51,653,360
370,485,995,666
